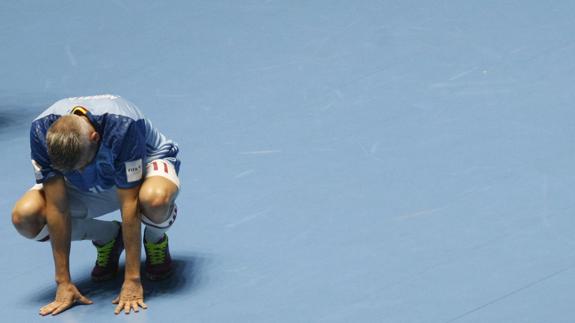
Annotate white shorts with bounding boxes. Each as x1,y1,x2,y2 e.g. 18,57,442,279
30,159,180,219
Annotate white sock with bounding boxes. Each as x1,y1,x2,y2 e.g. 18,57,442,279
33,225,50,241
71,218,120,244
143,204,177,243
33,219,120,244
144,226,167,244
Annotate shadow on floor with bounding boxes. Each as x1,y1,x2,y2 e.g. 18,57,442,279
32,254,209,304
0,93,59,137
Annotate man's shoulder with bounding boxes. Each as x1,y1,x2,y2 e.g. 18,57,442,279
62,94,125,112
71,95,143,120
30,113,58,139
35,95,144,121
66,94,120,101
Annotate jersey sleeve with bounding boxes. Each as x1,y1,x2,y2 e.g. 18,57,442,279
113,119,147,188
30,117,62,183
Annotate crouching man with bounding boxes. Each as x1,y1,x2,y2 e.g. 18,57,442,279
11,95,180,315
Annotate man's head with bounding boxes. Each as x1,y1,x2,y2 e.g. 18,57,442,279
46,115,100,172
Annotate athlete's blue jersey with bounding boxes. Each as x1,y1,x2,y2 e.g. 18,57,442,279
30,95,180,193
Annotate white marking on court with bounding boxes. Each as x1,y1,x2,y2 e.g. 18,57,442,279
226,209,271,229
398,206,447,219
359,142,383,161
154,91,192,98
444,264,575,323
44,79,52,91
65,45,78,67
319,101,335,111
234,169,255,179
541,174,550,227
448,67,478,81
370,142,379,154
429,80,515,89
240,150,282,155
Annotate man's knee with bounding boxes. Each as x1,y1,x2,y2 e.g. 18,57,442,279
139,186,174,223
140,185,173,209
12,201,45,239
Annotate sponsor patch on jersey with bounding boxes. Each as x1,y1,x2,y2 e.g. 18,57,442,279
32,159,43,181
125,159,143,183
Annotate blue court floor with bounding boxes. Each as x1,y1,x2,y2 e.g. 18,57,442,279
2,1,575,322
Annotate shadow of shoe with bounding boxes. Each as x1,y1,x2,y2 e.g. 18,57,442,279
143,255,208,299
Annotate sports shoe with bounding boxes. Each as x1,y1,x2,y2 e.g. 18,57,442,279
91,222,124,282
144,234,173,280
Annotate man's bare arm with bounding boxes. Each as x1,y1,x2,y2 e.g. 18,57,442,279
39,176,92,316
114,185,147,314
44,176,71,283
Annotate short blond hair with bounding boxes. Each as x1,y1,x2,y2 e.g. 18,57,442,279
46,115,90,172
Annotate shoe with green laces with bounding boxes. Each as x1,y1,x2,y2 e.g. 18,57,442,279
91,223,124,282
144,234,173,281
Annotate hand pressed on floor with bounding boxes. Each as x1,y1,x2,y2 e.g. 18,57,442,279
113,279,147,314
39,282,92,316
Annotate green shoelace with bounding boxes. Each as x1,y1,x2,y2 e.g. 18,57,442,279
95,239,116,267
146,236,168,265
